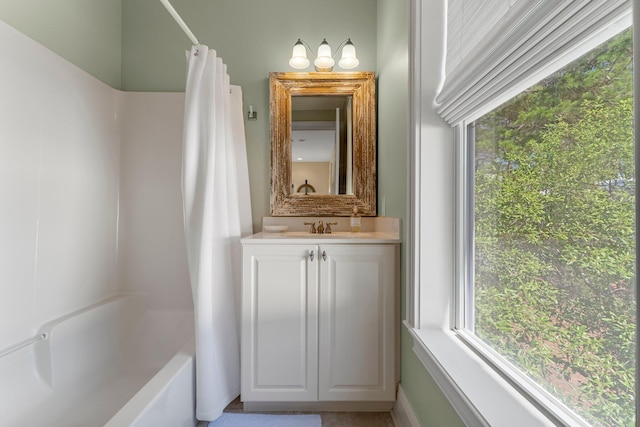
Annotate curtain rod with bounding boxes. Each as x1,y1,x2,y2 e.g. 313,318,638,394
160,0,200,45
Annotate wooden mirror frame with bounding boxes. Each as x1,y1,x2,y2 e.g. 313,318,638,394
270,72,376,216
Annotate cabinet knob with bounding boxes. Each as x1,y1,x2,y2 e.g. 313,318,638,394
322,250,326,261
309,250,314,261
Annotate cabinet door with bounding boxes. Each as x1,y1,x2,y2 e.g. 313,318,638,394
241,245,318,401
318,244,396,401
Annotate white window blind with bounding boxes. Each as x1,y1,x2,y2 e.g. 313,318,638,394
435,0,632,125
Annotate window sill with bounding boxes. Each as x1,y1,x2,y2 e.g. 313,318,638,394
405,322,557,427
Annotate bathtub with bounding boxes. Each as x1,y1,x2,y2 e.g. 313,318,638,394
0,295,196,427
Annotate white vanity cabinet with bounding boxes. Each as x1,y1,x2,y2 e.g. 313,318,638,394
241,237,397,409
241,244,319,402
317,244,396,402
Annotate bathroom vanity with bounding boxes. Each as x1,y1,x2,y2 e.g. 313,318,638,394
240,218,399,411
242,72,396,410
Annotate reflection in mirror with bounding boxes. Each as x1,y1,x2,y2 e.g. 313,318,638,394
291,96,353,195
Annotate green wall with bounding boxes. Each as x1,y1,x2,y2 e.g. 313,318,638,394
121,0,377,231
122,0,377,91
376,0,464,426
0,0,122,88
376,0,408,220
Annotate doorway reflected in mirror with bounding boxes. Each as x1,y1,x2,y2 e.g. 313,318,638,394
291,95,353,195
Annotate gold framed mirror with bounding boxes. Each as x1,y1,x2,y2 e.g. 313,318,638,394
270,72,376,216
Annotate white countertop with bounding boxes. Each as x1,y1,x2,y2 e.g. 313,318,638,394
242,216,402,244
242,231,401,245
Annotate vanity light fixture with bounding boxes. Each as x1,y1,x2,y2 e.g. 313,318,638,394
288,38,360,72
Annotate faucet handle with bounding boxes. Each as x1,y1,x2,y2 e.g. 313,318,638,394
303,221,316,234
325,222,338,234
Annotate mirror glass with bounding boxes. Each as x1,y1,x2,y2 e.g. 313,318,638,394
291,95,353,196
270,72,376,217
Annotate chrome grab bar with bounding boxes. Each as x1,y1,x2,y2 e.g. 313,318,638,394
0,332,48,359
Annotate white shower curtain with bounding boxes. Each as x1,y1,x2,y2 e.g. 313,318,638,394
181,45,253,421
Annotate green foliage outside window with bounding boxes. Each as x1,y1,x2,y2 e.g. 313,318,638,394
473,28,635,426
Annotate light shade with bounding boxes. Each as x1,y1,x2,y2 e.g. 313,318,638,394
289,39,310,69
314,38,335,71
338,39,359,69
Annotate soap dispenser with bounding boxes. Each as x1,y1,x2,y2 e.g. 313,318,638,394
350,206,361,233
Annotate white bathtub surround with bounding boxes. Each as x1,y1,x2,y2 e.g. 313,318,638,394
0,18,120,350
0,16,192,349
0,296,195,427
118,91,192,312
182,45,253,421
1,17,195,427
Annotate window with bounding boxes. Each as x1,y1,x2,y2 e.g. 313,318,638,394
407,0,637,425
462,29,635,426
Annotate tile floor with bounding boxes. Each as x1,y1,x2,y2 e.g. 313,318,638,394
196,398,395,426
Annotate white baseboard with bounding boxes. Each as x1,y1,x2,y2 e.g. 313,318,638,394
391,385,421,427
